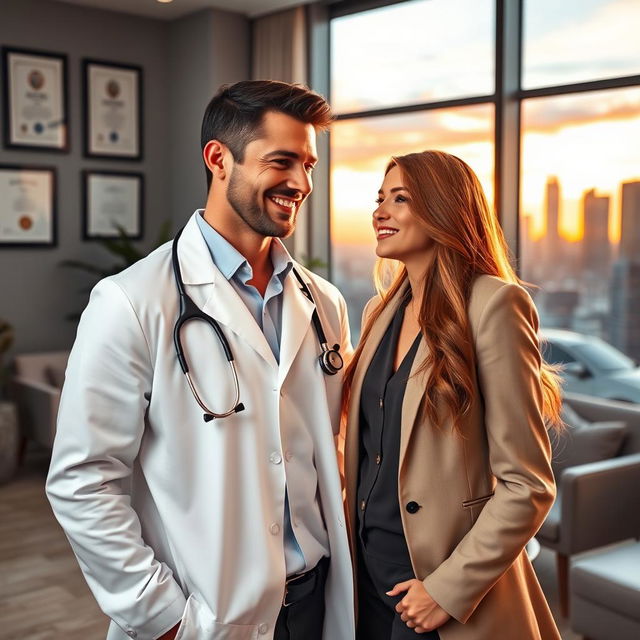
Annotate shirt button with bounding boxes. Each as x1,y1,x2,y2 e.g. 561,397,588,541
269,452,282,464
270,523,281,535
375,453,381,465
379,397,383,409
258,623,269,635
360,499,366,511
285,451,293,462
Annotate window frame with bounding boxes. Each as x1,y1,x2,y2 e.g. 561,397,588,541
323,0,640,280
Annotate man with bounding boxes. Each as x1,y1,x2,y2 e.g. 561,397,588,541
46,80,354,640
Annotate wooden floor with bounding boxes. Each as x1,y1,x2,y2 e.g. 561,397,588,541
0,446,109,640
0,446,580,640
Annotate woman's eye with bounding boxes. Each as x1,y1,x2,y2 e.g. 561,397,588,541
375,197,383,204
395,195,406,203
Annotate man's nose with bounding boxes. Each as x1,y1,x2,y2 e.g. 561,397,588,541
287,166,312,196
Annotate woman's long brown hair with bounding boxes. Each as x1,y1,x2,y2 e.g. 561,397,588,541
342,150,562,434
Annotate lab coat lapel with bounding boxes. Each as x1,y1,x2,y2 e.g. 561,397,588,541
278,267,314,386
176,213,277,371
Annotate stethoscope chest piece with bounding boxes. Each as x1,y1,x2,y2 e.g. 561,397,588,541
319,344,343,375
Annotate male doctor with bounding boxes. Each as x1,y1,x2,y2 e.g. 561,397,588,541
46,80,355,640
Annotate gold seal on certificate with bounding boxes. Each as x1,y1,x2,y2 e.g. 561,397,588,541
2,48,68,151
84,60,142,160
0,165,57,247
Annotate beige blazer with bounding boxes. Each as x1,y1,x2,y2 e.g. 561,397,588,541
344,274,561,640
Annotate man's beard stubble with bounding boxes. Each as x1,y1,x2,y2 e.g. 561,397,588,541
227,167,297,238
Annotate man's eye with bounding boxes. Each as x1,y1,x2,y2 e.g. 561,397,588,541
273,159,289,167
375,197,384,204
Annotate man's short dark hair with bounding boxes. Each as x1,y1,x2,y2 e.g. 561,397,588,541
201,80,333,190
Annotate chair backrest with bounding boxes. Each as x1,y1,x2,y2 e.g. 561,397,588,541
12,351,70,388
564,392,640,456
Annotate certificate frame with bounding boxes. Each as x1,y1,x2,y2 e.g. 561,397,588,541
83,58,143,160
1,47,69,152
0,164,57,247
82,170,144,240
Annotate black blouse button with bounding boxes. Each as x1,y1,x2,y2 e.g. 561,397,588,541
406,501,421,514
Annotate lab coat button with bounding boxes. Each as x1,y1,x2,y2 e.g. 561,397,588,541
270,523,280,535
270,452,282,465
258,623,269,635
126,631,137,638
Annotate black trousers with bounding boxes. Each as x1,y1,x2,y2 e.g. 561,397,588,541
274,558,328,640
357,545,440,640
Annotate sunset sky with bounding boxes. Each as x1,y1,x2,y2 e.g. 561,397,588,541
329,0,640,249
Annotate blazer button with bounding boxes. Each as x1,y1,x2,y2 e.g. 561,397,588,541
405,501,421,514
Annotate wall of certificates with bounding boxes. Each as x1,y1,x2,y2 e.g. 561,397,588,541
1,47,144,247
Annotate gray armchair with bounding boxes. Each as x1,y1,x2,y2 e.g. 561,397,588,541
536,392,640,617
10,351,69,450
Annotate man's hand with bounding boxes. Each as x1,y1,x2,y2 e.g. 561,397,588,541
157,622,181,640
387,579,451,634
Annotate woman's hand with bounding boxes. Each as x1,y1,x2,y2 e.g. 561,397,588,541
387,579,451,633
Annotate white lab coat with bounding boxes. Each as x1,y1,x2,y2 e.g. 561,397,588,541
46,213,355,640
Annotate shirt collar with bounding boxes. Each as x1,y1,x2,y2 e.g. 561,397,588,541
195,209,294,282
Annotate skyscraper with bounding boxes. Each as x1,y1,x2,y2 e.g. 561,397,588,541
620,180,640,260
610,258,640,362
610,181,640,361
542,177,562,272
582,189,611,275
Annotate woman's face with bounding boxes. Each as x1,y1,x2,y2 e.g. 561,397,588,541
373,165,434,263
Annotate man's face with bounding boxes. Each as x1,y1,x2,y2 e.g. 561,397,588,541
225,111,318,238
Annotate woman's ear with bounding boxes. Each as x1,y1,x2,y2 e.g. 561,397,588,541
203,140,230,182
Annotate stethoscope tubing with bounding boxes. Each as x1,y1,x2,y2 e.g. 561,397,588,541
171,226,342,421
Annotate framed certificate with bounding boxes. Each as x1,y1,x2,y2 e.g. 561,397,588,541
83,59,142,160
83,170,144,239
2,47,68,151
0,165,57,247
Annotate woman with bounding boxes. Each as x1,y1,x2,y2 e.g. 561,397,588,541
342,151,562,640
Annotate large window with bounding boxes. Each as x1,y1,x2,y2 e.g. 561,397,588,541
330,0,496,339
329,0,640,403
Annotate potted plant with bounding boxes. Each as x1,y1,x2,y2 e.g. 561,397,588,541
0,318,19,483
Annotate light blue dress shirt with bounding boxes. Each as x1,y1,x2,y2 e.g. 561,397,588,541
196,211,309,575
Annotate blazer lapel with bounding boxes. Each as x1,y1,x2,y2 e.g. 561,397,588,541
177,213,277,371
278,268,314,386
398,338,430,475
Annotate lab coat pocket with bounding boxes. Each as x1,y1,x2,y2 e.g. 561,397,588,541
174,593,258,640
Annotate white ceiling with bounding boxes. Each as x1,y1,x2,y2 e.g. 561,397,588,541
52,0,319,20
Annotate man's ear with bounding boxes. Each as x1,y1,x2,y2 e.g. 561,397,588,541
203,140,231,181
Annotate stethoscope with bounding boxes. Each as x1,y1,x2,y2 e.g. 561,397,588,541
171,227,344,422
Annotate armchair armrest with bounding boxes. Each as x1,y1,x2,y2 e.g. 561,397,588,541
559,453,640,555
10,376,61,449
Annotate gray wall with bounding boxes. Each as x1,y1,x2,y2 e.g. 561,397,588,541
169,9,250,226
0,0,250,356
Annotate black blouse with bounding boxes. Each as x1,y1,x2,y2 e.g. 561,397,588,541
357,296,421,564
